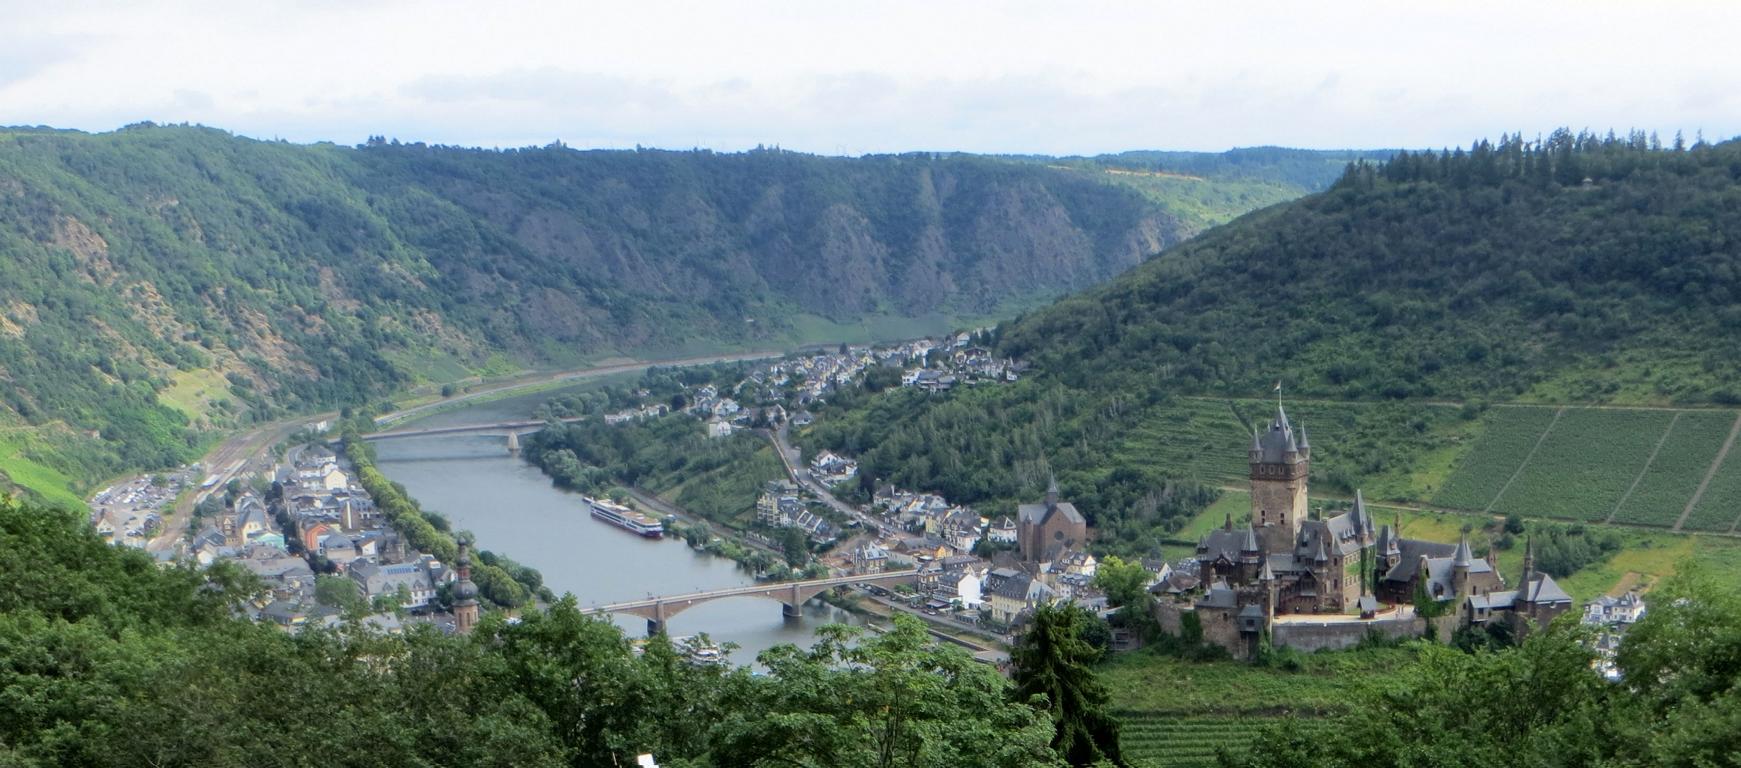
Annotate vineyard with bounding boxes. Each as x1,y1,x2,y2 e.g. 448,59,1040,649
1683,433,1741,532
1428,406,1741,528
1124,397,1472,498
1430,406,1560,510
1120,398,1251,485
1103,647,1414,767
1487,408,1674,523
1118,713,1289,767
1610,411,1737,527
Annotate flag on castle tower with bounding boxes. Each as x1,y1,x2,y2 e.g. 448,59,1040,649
1273,381,1282,393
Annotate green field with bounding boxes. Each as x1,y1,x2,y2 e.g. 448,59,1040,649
0,428,91,509
1431,406,1559,510
1487,408,1674,523
1611,411,1737,527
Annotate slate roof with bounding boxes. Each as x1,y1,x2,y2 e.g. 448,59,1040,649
1381,539,1459,582
986,571,1032,600
1518,573,1573,604
1198,580,1238,609
1297,517,1364,558
1016,500,1085,527
1198,525,1261,563
1253,406,1304,464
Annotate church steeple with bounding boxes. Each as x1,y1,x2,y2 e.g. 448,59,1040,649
453,540,480,635
1045,475,1060,509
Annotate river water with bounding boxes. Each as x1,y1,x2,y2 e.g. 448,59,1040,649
372,383,860,663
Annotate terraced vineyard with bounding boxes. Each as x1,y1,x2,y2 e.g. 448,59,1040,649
1611,411,1738,527
1125,397,1473,498
1431,406,1559,510
1121,398,1252,485
1103,648,1413,767
1118,713,1294,767
1488,408,1675,522
1683,427,1741,532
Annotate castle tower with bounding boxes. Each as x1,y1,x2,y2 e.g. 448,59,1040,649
1250,404,1309,553
453,540,480,635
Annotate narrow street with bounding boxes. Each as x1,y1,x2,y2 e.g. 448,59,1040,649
763,424,877,529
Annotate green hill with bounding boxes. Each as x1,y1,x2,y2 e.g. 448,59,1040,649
802,132,1741,551
0,124,1338,502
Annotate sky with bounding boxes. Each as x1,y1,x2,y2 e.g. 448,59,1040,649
1,0,1737,155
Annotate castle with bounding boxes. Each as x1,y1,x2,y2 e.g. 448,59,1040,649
1157,405,1572,657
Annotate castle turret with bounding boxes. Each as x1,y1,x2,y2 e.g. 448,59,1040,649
1517,536,1536,603
453,540,480,635
1451,533,1473,599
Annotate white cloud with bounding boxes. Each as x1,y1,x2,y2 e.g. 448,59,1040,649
0,0,1736,153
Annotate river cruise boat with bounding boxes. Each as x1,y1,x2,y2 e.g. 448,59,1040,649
586,496,665,538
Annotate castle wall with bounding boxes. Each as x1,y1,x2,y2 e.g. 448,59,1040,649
1196,606,1248,659
1271,615,1427,652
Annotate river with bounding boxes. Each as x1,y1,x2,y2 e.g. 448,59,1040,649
372,382,862,664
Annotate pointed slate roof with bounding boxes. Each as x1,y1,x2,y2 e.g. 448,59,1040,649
1452,533,1474,569
1254,405,1302,464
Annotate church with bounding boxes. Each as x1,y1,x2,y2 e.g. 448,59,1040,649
1161,404,1572,657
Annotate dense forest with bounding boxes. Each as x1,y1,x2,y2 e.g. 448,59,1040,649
801,133,1741,553
0,124,1210,500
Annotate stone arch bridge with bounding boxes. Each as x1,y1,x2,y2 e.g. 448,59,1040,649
583,570,921,635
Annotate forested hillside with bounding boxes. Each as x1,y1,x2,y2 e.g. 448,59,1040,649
803,132,1741,552
0,124,1244,501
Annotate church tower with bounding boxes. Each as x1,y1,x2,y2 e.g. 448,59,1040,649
1250,404,1310,554
453,540,480,635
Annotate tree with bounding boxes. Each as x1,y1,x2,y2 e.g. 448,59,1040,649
780,526,809,568
710,616,1059,768
1093,554,1158,638
1010,603,1125,766
315,574,367,617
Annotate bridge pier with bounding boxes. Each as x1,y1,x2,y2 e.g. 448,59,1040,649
506,432,521,455
782,602,803,621
647,618,665,637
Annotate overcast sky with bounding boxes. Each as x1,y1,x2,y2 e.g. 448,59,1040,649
2,1,1737,155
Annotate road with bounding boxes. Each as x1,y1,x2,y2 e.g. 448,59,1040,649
764,424,877,529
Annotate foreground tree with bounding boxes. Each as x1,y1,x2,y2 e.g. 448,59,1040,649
710,615,1059,767
1011,603,1125,766
1231,565,1741,768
